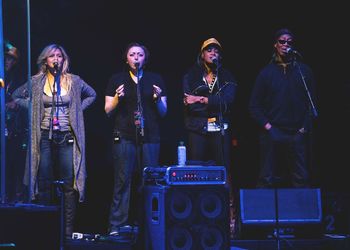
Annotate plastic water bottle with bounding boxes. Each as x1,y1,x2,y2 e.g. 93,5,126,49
177,141,186,166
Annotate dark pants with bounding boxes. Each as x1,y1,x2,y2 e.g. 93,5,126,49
109,139,160,232
188,130,236,236
37,130,76,237
188,130,232,169
257,128,309,188
6,133,27,203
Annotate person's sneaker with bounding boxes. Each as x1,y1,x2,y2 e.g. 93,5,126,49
120,225,132,231
109,230,119,236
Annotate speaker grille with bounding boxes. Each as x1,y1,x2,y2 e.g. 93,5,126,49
144,185,230,250
240,188,322,225
238,188,323,239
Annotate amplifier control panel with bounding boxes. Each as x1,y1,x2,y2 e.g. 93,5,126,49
165,165,226,185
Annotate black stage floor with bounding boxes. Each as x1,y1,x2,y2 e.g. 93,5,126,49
63,236,350,250
2,190,350,250
3,233,349,250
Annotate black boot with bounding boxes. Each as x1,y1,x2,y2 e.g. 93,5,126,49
64,183,77,239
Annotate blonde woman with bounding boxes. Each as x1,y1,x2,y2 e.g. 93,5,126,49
13,44,96,239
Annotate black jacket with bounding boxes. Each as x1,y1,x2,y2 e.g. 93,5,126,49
249,59,316,132
183,65,237,134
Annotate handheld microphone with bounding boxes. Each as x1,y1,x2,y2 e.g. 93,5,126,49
134,62,140,68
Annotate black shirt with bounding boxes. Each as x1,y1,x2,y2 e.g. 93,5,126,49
105,71,166,142
249,60,316,131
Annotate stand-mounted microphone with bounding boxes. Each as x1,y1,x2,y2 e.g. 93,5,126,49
286,48,302,57
53,62,59,71
52,62,61,77
212,57,221,69
52,62,61,95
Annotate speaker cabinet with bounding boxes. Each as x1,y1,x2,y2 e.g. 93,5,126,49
238,188,322,239
0,244,15,249
323,192,350,234
0,204,61,250
144,185,230,250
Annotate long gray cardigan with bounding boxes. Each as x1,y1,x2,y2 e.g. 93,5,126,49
13,73,96,202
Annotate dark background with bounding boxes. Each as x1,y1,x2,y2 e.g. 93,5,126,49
3,0,350,233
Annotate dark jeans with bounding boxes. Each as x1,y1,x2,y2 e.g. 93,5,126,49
109,139,160,232
257,128,309,188
37,129,77,237
6,133,27,203
188,130,236,233
188,130,232,169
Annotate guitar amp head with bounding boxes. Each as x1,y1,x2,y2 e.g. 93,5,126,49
143,165,226,186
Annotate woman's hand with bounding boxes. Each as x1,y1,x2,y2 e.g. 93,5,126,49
184,93,207,105
153,84,162,101
115,84,125,98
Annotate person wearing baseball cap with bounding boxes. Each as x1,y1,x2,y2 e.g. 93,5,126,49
5,43,20,73
183,37,238,238
200,37,222,52
249,28,317,188
196,37,223,66
3,41,27,203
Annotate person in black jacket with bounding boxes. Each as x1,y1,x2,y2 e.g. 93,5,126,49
249,28,317,188
183,37,237,236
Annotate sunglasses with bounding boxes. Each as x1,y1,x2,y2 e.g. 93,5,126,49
278,40,293,45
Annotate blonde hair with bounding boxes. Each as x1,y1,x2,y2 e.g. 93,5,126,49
36,44,72,92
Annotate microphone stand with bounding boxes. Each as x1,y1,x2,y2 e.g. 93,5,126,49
294,57,318,185
273,187,281,250
134,64,144,184
49,71,64,249
214,62,233,235
134,65,145,237
49,70,60,140
294,59,318,118
135,65,144,138
270,56,317,250
53,180,65,250
213,62,225,164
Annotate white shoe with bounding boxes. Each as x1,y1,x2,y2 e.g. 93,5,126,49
109,230,119,236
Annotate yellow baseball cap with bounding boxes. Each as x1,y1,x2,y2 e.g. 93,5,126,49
200,38,222,52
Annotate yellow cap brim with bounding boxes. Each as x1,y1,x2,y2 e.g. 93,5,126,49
201,38,222,51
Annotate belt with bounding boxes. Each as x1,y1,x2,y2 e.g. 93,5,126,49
207,121,228,132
